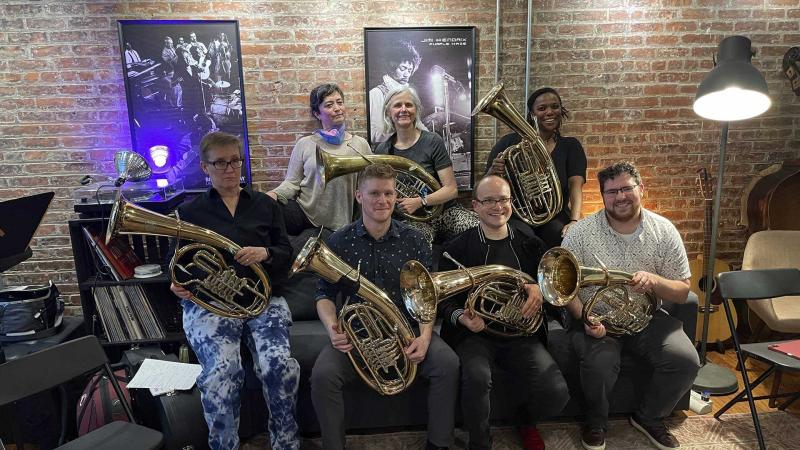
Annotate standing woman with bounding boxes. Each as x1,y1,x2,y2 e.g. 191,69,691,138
486,87,587,248
268,83,372,235
375,86,478,245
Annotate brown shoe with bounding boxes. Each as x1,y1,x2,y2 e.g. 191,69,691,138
629,415,680,449
581,427,605,450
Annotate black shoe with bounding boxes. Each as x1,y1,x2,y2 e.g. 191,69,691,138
581,426,605,450
629,415,680,449
426,441,448,450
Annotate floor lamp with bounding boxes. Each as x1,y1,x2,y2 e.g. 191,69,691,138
692,36,771,394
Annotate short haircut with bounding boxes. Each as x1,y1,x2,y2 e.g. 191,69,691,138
383,41,422,74
310,83,345,117
357,163,396,188
382,86,425,134
526,87,570,129
597,161,642,192
473,175,510,199
200,131,242,161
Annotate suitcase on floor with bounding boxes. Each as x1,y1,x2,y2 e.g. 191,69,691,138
121,348,209,450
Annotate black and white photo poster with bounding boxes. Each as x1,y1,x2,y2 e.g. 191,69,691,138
365,27,476,190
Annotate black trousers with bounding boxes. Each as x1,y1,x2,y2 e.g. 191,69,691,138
456,333,570,450
569,310,701,429
310,333,460,449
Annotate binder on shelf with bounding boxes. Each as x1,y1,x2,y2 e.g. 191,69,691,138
82,226,120,281
83,226,142,280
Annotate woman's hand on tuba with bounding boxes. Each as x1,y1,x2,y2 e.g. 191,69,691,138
235,246,269,266
584,321,607,339
170,282,191,300
458,309,486,333
397,196,424,215
487,155,505,176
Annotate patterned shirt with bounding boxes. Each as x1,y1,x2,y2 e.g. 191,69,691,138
315,218,432,322
561,208,690,305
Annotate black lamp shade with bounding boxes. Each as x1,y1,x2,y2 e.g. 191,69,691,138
693,36,770,121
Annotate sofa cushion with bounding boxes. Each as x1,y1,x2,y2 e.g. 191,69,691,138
284,229,332,322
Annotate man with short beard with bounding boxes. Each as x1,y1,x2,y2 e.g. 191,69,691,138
561,161,700,450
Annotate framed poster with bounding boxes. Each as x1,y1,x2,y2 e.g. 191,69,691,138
364,27,477,190
118,20,250,191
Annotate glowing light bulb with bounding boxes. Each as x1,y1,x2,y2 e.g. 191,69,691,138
149,145,169,168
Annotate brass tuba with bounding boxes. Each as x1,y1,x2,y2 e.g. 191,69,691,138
400,253,542,337
316,146,443,222
472,83,563,226
105,197,270,319
538,247,660,336
290,236,417,395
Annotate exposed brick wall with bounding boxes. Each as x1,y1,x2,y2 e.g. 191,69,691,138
1,1,798,314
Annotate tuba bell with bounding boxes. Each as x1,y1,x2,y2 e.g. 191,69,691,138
538,247,660,336
400,254,542,337
316,146,444,222
472,83,563,226
106,196,270,319
291,236,417,396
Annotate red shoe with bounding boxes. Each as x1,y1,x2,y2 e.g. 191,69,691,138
521,425,545,450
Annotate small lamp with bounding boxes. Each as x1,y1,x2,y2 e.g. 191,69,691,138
692,35,770,426
113,151,152,187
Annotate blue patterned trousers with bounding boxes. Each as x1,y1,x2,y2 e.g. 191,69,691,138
183,296,300,450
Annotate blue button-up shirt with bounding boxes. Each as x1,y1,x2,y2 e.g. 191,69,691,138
315,218,432,322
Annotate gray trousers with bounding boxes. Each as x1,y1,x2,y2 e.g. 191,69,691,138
569,310,701,429
457,334,570,450
310,332,459,449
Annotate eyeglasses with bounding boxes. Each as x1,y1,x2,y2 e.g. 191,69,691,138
206,159,243,171
602,184,639,197
476,197,512,207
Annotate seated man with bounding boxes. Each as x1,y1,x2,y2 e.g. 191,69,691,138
310,163,459,450
438,175,570,450
561,161,700,450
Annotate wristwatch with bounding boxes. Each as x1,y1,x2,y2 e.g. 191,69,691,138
421,195,428,207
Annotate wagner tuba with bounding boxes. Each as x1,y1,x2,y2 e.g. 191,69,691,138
472,83,563,226
400,253,542,337
291,236,417,395
316,146,443,222
106,197,270,319
538,247,660,336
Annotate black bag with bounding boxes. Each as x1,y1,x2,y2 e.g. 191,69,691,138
0,281,64,342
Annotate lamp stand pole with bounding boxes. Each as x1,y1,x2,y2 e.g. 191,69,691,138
693,122,739,395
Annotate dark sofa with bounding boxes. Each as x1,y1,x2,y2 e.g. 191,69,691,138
276,230,698,434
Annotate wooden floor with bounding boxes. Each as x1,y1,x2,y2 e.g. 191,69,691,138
681,348,800,418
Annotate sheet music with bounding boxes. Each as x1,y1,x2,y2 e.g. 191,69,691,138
127,358,202,395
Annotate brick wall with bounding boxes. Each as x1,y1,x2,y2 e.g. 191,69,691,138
1,0,798,313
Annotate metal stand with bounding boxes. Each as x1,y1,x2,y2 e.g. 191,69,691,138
692,122,739,395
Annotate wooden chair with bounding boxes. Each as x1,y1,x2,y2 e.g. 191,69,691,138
714,268,800,450
0,335,163,449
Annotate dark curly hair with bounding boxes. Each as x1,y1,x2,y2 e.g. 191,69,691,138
597,161,642,192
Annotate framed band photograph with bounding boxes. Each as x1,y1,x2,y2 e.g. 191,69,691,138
364,26,477,190
118,20,251,191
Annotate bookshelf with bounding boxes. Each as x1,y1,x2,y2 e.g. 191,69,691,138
68,218,185,349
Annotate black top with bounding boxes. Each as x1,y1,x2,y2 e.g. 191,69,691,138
486,133,587,219
175,187,293,296
375,130,457,210
315,218,432,324
437,222,552,347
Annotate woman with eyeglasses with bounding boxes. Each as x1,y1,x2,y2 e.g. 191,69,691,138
169,131,299,450
485,87,587,248
374,85,478,245
268,83,372,235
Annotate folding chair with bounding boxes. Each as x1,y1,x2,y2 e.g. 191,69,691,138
0,335,163,449
714,268,800,450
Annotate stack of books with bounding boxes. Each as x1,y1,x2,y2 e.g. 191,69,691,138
82,226,142,281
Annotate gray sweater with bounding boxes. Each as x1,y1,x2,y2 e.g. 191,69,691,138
271,133,371,231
